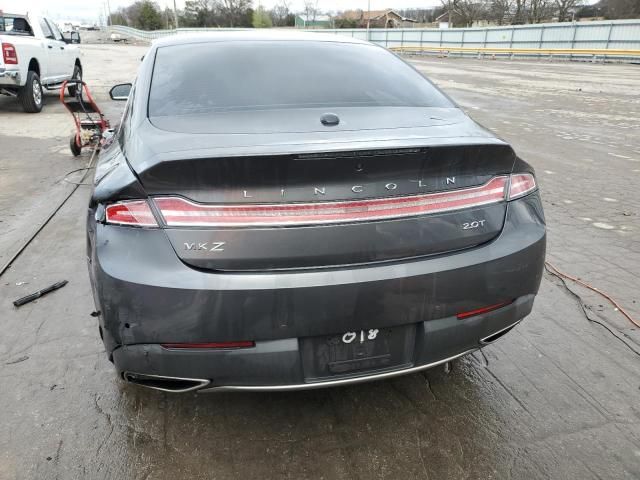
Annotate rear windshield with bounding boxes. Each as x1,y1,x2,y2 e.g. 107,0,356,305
0,15,34,36
148,41,453,116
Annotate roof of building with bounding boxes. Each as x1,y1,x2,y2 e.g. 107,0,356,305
297,14,332,22
435,12,455,21
339,9,415,21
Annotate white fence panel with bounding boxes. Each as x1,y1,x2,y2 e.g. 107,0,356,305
485,28,513,45
109,20,640,61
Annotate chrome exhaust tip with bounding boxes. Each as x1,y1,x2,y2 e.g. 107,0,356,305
479,320,522,346
123,372,210,393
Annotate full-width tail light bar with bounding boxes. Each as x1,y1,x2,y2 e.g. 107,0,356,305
1,43,18,65
104,174,536,227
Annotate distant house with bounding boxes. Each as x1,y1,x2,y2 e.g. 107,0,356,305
295,14,332,29
577,16,606,21
471,18,503,27
436,12,453,28
338,9,417,28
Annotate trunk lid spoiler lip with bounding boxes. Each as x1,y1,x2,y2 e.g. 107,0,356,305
148,106,465,135
128,118,507,172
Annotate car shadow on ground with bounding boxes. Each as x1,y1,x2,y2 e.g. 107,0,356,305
0,88,66,113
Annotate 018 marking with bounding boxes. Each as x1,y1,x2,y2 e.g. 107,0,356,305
342,329,379,344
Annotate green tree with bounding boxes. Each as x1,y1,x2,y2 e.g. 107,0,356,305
238,7,254,27
183,0,218,27
605,0,640,18
488,0,514,25
221,0,253,27
441,0,489,27
137,0,163,30
335,18,357,28
119,0,164,30
111,9,129,26
252,6,273,27
270,1,290,26
180,0,252,27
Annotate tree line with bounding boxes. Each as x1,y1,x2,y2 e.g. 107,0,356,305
110,0,294,30
439,0,639,26
109,0,640,31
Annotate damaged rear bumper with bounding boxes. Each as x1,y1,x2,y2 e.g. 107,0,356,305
89,194,546,392
114,297,531,392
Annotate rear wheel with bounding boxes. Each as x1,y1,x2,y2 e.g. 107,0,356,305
67,64,82,97
18,71,43,113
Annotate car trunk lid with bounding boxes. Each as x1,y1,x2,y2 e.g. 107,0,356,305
135,142,515,271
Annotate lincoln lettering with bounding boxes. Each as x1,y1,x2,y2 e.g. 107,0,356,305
240,177,457,199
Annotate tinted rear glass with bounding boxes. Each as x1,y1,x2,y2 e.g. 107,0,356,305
0,16,34,35
148,41,453,116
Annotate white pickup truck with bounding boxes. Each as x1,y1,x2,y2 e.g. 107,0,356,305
0,12,82,113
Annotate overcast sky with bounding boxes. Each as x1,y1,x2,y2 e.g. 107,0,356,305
2,0,442,23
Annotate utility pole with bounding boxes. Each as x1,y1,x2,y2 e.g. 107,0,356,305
366,0,371,40
173,0,179,28
105,0,112,26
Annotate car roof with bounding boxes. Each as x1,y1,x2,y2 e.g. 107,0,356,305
152,30,371,48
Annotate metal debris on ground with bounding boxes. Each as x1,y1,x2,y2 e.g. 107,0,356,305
13,280,69,307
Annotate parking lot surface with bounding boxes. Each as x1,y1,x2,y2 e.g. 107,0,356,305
1,44,639,480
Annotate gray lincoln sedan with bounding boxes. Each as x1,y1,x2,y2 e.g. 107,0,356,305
87,31,545,393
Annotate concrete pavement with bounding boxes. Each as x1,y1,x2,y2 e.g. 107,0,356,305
0,45,638,480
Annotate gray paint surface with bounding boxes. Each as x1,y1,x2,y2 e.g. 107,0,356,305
0,44,639,479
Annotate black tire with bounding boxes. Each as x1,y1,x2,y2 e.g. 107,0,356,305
67,64,82,97
18,70,43,113
70,134,82,157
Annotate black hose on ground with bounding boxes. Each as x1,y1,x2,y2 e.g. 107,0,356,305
0,148,98,279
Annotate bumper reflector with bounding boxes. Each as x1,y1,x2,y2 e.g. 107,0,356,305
160,341,255,349
456,300,513,320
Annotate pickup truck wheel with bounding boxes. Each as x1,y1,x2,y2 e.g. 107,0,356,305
18,71,43,113
67,65,82,97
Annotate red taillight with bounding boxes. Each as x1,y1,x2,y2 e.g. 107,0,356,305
456,300,513,320
154,176,510,227
160,341,255,349
2,43,18,65
508,173,537,200
105,200,158,227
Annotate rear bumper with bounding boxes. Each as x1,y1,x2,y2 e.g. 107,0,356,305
115,297,532,392
88,193,545,390
0,68,21,86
